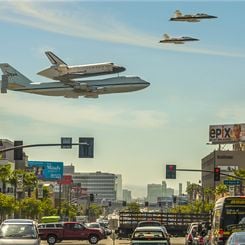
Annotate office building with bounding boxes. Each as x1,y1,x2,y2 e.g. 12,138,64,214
72,171,117,201
147,184,163,203
116,174,123,201
123,189,132,203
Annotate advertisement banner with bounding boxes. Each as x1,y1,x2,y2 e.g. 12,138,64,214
57,175,73,185
28,161,64,180
209,124,245,144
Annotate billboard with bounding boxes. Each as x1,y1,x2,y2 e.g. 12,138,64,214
209,124,245,144
28,161,63,180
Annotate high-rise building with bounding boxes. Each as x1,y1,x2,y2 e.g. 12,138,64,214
179,183,183,195
116,174,123,201
123,189,132,203
72,171,117,201
147,184,163,203
162,181,167,197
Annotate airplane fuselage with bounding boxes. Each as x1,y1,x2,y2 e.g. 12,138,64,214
160,37,199,44
170,15,217,22
7,76,150,98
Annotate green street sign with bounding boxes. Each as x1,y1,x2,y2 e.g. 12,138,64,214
224,179,241,185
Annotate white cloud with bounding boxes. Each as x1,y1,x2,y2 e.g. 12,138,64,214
0,1,244,58
0,94,168,129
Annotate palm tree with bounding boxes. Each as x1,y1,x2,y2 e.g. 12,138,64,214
0,164,11,193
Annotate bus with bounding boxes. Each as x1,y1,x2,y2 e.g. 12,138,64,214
40,216,61,223
211,196,245,245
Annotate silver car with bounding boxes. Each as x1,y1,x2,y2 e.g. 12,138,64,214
0,219,41,245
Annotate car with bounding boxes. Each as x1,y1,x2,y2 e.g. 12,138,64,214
0,219,41,245
131,226,169,245
137,221,171,245
225,231,245,245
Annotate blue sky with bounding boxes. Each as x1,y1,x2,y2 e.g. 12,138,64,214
0,1,245,198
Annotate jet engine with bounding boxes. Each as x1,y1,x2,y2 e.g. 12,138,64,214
73,82,88,91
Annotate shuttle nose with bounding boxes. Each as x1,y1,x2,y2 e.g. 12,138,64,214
114,66,126,73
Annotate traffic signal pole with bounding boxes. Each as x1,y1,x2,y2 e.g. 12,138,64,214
176,168,245,181
0,143,85,153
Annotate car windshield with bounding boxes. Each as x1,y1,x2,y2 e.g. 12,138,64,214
0,224,38,239
132,230,165,240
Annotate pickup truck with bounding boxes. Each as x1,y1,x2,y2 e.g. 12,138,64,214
38,222,105,245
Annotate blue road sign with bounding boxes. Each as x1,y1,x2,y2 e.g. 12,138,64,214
224,179,241,185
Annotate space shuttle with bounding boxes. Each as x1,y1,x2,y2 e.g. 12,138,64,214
37,51,126,81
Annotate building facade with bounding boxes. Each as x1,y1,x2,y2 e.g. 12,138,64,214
202,150,245,190
147,184,163,203
72,171,117,201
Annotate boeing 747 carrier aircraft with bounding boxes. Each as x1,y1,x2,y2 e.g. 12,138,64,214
0,63,150,98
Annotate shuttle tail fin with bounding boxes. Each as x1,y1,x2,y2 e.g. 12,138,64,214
0,63,32,90
45,51,67,66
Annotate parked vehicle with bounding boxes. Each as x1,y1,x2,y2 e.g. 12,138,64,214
0,219,41,245
38,221,104,245
131,226,169,245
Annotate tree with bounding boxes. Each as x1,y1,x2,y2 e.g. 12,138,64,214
0,193,15,220
20,197,41,219
0,164,11,193
126,202,140,212
215,183,228,198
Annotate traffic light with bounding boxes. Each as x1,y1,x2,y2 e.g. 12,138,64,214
122,201,127,206
145,201,149,207
108,201,112,206
89,193,94,202
214,167,220,181
79,137,94,158
166,164,176,179
14,140,23,160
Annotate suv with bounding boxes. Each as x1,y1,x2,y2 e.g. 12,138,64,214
0,219,41,245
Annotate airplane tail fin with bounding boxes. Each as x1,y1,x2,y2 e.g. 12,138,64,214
0,63,32,90
163,34,170,39
45,51,67,66
174,10,182,17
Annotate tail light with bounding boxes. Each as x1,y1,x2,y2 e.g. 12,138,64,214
187,234,193,241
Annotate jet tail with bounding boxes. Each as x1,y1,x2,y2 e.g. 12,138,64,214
45,51,67,66
174,10,182,17
0,63,32,91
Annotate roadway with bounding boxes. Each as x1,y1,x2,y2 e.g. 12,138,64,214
41,236,185,245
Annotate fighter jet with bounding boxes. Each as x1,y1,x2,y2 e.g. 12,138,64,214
0,63,150,98
170,10,217,22
159,34,199,44
37,51,126,81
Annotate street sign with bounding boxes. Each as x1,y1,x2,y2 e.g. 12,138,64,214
224,179,241,185
16,174,23,192
37,183,43,199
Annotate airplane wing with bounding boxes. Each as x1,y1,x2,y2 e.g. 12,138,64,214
45,51,67,65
